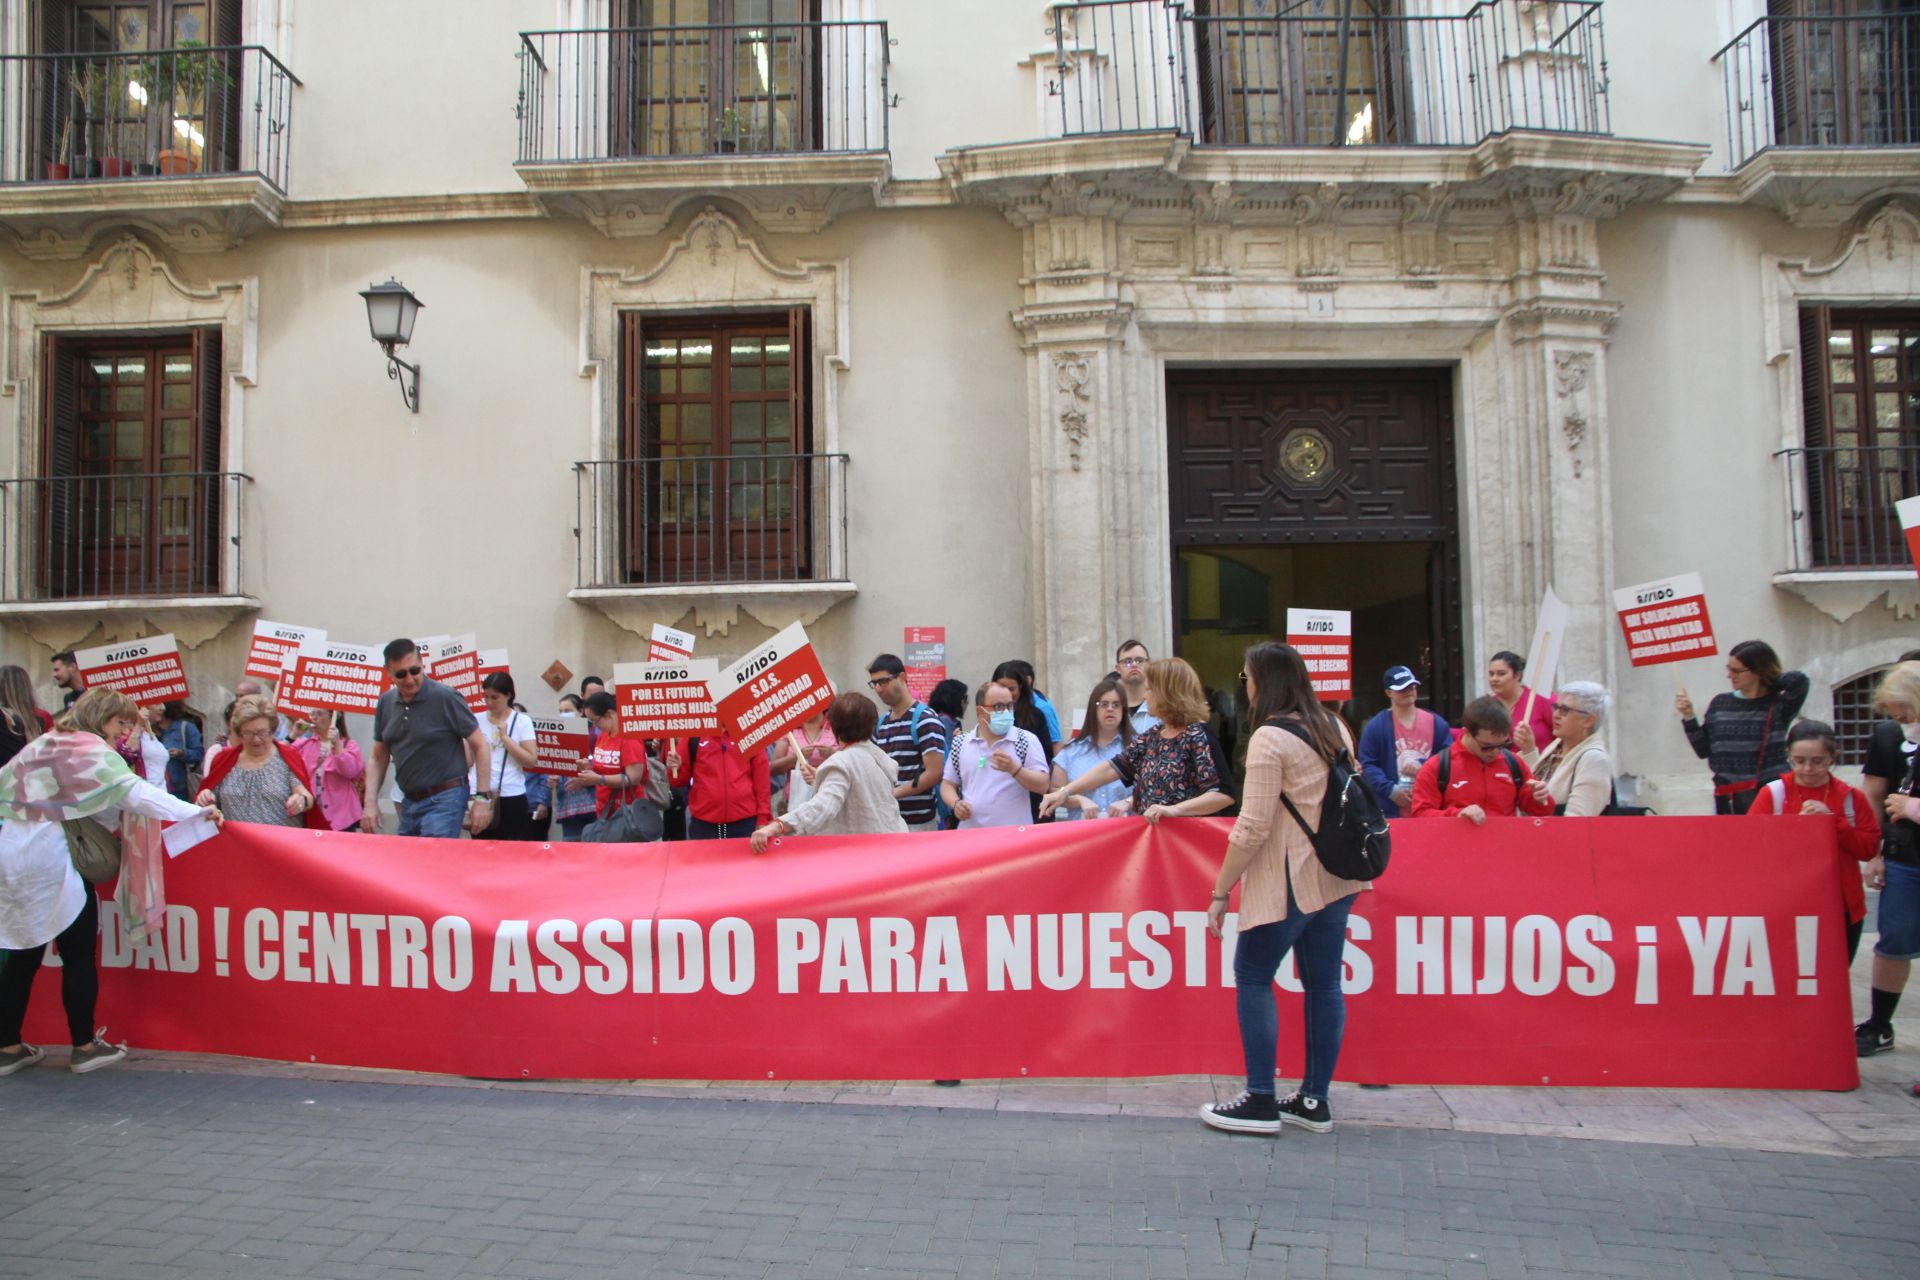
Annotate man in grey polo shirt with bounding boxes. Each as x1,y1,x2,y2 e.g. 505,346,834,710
361,637,493,838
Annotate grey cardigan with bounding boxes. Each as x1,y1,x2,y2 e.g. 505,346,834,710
780,739,910,838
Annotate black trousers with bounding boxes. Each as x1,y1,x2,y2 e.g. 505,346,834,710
478,793,536,841
0,889,99,1047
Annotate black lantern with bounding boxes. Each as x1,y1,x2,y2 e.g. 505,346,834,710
359,279,423,412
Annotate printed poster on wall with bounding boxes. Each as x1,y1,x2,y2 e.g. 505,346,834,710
1613,573,1718,668
1284,609,1353,703
706,622,836,753
903,626,947,704
73,634,190,707
244,622,326,683
614,660,721,741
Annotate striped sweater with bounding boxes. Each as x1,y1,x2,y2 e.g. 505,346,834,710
1682,670,1809,788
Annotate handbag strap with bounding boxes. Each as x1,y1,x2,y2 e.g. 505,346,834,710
497,712,517,790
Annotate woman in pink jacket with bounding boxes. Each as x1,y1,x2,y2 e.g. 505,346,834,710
292,708,365,832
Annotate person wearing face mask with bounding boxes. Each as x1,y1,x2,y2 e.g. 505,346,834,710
1747,721,1878,965
1409,697,1553,822
940,681,1050,830
1676,639,1809,815
1858,661,1920,1059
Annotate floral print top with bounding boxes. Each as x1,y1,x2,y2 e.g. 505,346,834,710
1111,724,1224,809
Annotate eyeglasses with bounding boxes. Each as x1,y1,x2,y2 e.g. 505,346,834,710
867,676,895,690
1117,657,1147,668
1094,700,1124,711
238,727,274,743
1470,735,1507,751
391,665,423,679
1236,672,1249,685
1551,704,1585,716
1726,665,1750,676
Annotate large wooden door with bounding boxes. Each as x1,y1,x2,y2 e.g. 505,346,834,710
1166,367,1464,722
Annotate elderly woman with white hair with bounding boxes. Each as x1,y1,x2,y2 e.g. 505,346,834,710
1528,681,1615,817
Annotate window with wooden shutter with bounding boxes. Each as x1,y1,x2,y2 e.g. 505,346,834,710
618,308,814,584
32,328,225,599
608,0,822,157
1801,306,1920,568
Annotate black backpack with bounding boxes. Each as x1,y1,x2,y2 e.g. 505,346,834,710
1267,718,1391,881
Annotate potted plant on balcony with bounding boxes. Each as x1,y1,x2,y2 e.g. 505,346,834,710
713,105,752,154
144,41,233,175
59,62,107,179
93,59,140,177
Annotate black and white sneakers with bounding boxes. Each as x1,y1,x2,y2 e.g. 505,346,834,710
1277,1091,1333,1133
1200,1091,1281,1135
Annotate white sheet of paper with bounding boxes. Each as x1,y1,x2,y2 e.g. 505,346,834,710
162,811,219,858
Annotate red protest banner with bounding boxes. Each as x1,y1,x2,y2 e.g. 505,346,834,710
73,633,190,706
903,626,946,704
431,634,483,711
707,623,836,754
1899,497,1920,578
649,624,696,663
244,621,325,682
284,641,389,715
527,714,592,777
1285,609,1353,702
614,659,720,741
29,816,1857,1090
1613,573,1718,667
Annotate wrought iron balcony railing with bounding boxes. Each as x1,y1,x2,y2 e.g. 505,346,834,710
1717,13,1920,170
0,45,297,190
1048,0,1609,145
1777,444,1920,573
517,22,889,163
0,471,249,603
574,453,848,589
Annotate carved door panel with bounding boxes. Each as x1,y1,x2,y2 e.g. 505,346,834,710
1167,367,1464,720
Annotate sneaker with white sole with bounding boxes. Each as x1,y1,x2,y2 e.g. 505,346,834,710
1200,1090,1280,1135
0,1044,44,1077
1856,1021,1894,1058
68,1038,126,1075
1277,1091,1333,1133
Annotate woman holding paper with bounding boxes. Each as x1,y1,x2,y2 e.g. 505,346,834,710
1677,640,1810,815
197,696,326,830
1486,651,1554,756
292,709,366,832
0,688,222,1076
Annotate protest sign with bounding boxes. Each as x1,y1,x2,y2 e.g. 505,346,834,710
1613,573,1718,667
614,660,721,740
31,816,1857,1091
432,634,483,711
1285,609,1353,702
649,624,695,663
903,626,947,704
707,623,836,753
284,641,389,715
244,621,325,683
527,714,593,777
73,634,189,706
478,649,510,683
1899,496,1920,578
1523,585,1569,698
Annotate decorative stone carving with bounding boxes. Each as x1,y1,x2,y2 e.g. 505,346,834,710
1399,183,1455,276
1292,182,1350,278
1554,350,1593,397
1055,352,1093,471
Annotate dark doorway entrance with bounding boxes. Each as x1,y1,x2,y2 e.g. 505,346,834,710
1167,367,1463,760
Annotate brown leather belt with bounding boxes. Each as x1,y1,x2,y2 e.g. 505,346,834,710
403,778,465,803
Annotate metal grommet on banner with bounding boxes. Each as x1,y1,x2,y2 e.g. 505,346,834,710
767,1071,775,1079
521,1068,531,1078
1020,1067,1029,1076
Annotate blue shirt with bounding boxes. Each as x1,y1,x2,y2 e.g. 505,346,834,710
1054,734,1130,818
1033,692,1064,745
159,719,203,799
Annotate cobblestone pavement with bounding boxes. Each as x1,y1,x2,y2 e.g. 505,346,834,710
4,1066,1919,1280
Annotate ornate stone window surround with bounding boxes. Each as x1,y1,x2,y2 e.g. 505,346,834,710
1765,201,1920,624
571,205,855,639
0,235,260,642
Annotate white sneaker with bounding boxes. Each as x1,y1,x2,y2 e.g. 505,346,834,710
68,1037,127,1075
0,1044,44,1077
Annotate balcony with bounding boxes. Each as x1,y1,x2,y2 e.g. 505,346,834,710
0,471,254,621
1045,0,1609,144
515,22,890,236
1715,13,1920,220
1778,444,1919,574
0,45,298,259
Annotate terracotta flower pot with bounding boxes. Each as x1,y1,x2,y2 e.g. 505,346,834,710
157,148,198,176
98,157,131,177
44,162,70,180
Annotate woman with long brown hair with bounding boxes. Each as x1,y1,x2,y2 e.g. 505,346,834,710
1200,642,1367,1138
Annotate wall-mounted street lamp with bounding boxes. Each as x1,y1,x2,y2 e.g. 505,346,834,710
359,279,424,412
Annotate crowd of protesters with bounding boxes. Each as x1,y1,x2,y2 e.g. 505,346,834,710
2,628,1918,1119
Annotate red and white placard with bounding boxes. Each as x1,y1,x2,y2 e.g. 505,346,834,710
74,633,189,706
244,621,325,683
1285,609,1353,703
478,649,510,683
615,659,721,741
706,622,836,754
1613,573,1718,668
284,641,390,715
649,624,696,663
431,634,483,711
527,714,593,776
1898,496,1920,578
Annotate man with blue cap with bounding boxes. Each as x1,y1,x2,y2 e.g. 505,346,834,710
1358,665,1452,818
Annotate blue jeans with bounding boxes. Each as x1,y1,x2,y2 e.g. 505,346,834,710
1233,885,1355,1100
1876,859,1920,960
399,784,469,838
557,813,595,843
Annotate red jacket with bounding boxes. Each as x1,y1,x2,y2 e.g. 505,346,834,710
200,743,331,831
667,735,771,827
1410,738,1553,819
1748,775,1879,923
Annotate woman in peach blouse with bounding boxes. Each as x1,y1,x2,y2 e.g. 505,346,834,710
1201,641,1368,1139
